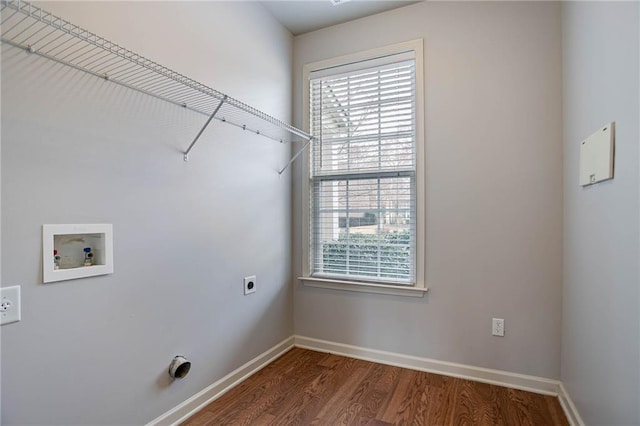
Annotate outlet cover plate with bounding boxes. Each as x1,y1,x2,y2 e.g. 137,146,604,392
244,276,256,295
1,285,21,325
492,318,504,337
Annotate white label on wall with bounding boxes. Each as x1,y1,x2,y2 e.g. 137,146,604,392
579,122,615,186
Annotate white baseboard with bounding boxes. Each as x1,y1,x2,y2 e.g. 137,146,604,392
557,382,585,426
294,335,561,396
147,334,583,426
146,336,295,426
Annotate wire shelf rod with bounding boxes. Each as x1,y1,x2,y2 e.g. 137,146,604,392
156,85,199,101
2,11,26,31
125,72,164,88
1,0,312,172
139,79,184,96
59,43,95,62
13,7,220,100
153,86,197,104
94,58,133,77
171,90,211,105
2,37,205,116
78,50,112,69
151,80,191,96
17,21,50,45
0,7,18,25
89,53,125,72
109,63,149,81
20,22,60,45
46,36,82,56
15,17,46,33
67,45,102,64
101,60,139,78
132,80,181,97
182,98,215,111
64,43,98,62
9,18,38,40
36,29,70,52
110,64,148,81
89,49,133,71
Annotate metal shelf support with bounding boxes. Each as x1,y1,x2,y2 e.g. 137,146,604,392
184,95,227,161
279,138,312,175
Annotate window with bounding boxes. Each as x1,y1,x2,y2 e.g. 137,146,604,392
301,40,426,297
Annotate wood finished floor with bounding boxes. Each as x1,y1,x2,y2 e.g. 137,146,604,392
182,348,568,426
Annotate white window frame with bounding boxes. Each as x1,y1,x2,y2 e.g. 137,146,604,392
299,39,427,298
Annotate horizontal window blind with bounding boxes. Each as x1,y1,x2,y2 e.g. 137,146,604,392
309,54,417,285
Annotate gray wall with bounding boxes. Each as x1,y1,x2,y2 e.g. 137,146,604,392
292,1,564,379
561,2,640,424
1,2,293,424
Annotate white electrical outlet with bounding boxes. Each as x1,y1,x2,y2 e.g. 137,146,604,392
492,318,504,337
1,285,21,326
244,276,256,295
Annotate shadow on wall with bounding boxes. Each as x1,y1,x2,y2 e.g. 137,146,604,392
2,43,204,157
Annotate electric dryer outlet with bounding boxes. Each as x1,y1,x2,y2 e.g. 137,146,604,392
244,276,256,295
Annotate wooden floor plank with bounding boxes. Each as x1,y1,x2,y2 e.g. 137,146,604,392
377,367,414,424
272,355,364,425
212,349,327,425
311,364,373,424
410,373,453,426
181,348,569,426
182,348,323,426
424,374,458,425
353,363,397,421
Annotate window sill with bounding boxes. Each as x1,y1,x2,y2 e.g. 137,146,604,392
299,276,428,298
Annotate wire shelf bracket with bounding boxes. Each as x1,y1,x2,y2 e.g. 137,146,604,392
0,0,312,173
183,95,227,162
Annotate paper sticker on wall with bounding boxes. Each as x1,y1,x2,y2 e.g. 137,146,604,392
579,122,615,186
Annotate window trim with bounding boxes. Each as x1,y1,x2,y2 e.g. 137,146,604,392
300,39,426,298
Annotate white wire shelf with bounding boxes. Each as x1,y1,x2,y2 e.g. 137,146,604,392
0,0,312,172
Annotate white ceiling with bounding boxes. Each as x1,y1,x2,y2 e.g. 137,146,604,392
260,0,422,36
